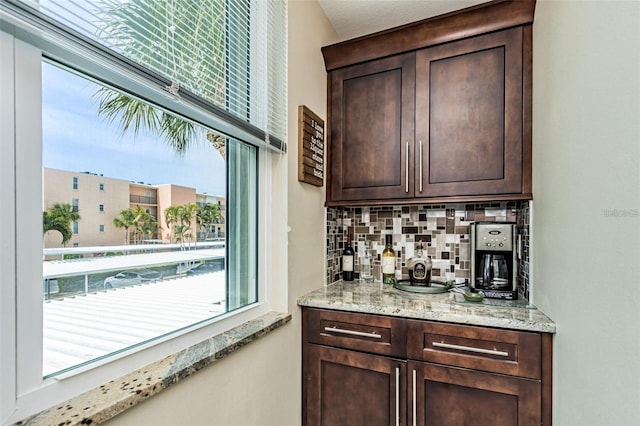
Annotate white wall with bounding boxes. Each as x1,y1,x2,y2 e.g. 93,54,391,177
104,1,337,425
532,1,640,424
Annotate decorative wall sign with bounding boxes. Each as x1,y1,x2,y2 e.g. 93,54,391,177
298,105,324,187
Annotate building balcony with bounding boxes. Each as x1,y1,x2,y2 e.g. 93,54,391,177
130,195,157,204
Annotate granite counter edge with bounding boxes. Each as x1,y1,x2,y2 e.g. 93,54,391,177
297,299,556,334
15,311,292,426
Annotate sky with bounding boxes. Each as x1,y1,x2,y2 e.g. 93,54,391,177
41,62,226,196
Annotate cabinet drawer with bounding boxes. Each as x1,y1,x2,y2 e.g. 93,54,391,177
303,308,406,357
406,320,541,379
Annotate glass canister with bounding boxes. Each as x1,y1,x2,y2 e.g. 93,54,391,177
407,244,432,286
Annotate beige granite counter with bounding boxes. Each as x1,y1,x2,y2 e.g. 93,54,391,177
297,281,556,333
14,311,291,426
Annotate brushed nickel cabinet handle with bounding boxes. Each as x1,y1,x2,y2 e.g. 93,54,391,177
405,141,409,193
419,140,423,193
432,341,509,357
412,369,417,426
395,367,400,426
323,326,381,339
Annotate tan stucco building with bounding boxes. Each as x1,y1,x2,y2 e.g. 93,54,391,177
43,167,225,248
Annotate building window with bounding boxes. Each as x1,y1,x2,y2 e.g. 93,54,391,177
99,204,104,212
72,198,79,213
99,224,104,232
72,176,78,189
99,183,104,191
72,221,79,234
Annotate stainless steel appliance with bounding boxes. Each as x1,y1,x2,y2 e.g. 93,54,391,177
471,222,517,300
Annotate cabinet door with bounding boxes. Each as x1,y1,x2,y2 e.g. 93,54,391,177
408,361,540,426
329,53,415,202
305,345,406,426
415,28,524,198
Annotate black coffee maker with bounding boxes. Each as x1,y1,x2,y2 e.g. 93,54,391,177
470,222,517,300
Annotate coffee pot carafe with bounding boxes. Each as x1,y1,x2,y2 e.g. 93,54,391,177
480,254,509,289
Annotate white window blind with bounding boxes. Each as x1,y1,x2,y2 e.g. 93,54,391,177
2,0,287,151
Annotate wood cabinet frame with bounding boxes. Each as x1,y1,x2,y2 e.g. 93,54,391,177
322,0,535,206
302,307,553,425
322,0,536,71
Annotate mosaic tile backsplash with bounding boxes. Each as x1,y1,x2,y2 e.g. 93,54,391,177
326,201,532,300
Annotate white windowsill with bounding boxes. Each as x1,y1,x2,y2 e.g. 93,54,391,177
14,312,291,426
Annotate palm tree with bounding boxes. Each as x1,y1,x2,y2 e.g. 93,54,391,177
43,203,81,246
93,0,227,158
113,208,138,245
127,205,158,244
196,202,223,240
134,208,160,243
140,215,161,242
164,205,181,242
164,203,198,249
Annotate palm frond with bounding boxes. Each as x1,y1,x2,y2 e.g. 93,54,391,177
92,0,227,156
94,88,160,137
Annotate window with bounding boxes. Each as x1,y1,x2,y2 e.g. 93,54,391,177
40,56,259,376
1,0,286,422
72,176,78,189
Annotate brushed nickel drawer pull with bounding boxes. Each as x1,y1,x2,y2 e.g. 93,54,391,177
405,141,409,193
432,341,509,357
395,367,400,426
412,369,417,426
324,326,382,339
419,140,423,193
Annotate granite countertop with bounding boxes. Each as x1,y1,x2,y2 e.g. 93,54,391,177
297,281,556,333
14,312,291,426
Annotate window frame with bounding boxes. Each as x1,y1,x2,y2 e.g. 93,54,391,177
1,27,281,424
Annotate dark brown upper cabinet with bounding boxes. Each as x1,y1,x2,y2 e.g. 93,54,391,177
328,53,415,202
323,0,535,206
416,27,526,198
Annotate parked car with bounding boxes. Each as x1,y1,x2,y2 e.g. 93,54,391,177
186,262,224,276
103,269,162,289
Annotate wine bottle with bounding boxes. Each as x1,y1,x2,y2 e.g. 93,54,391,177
342,234,354,281
381,235,396,284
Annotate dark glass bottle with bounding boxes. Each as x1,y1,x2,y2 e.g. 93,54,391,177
342,234,354,281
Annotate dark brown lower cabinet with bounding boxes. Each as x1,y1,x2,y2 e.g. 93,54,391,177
305,345,406,426
409,361,540,426
302,308,551,426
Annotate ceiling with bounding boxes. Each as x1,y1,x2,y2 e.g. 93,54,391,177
317,0,491,40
